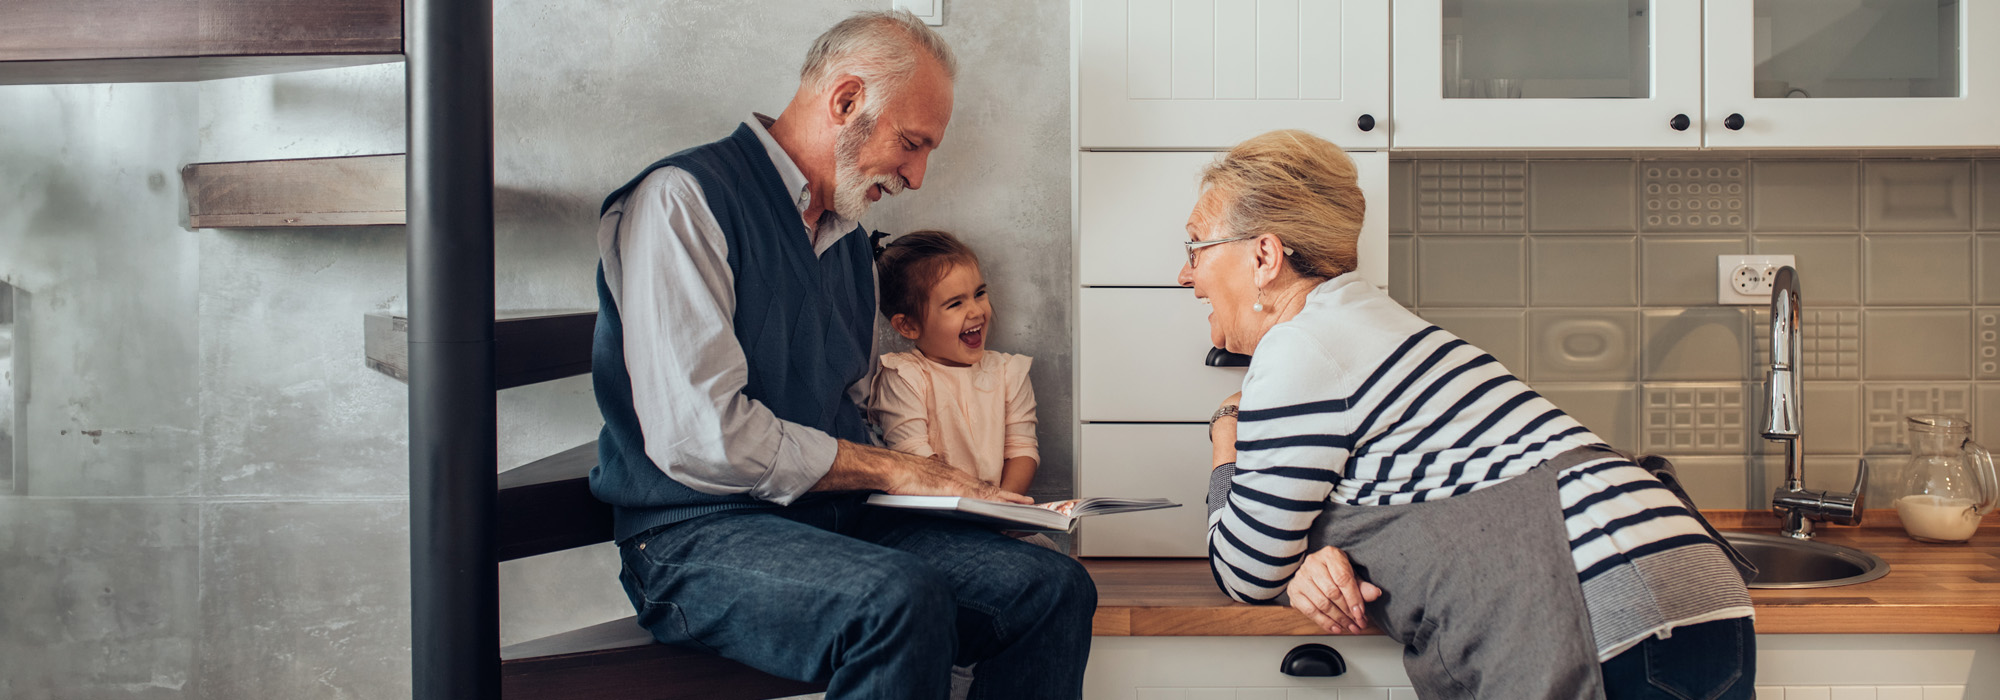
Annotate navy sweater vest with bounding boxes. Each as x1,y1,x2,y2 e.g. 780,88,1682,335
590,124,876,541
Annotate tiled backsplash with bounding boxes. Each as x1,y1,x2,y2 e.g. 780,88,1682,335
1386,157,2000,509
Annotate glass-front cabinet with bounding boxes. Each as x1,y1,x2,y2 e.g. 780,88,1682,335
1077,0,1390,149
1392,0,1704,149
1705,0,2000,148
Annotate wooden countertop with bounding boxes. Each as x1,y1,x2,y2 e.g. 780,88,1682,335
1086,510,2000,636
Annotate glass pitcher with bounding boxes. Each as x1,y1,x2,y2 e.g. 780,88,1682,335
1894,415,1999,543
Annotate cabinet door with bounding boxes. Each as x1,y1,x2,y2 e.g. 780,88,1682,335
1079,150,1389,288
1078,0,1390,149
1078,288,1247,422
1390,0,1704,148
1077,424,1213,556
1704,0,2000,148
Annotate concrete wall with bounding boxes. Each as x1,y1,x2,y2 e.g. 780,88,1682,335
0,1,1073,696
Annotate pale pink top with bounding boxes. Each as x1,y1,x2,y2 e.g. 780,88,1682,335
868,351,1039,485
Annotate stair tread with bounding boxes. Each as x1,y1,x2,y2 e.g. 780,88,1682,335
2,0,401,86
182,154,406,228
496,440,611,562
502,616,825,700
365,310,596,391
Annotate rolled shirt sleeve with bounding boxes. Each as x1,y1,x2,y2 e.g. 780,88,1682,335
608,167,836,504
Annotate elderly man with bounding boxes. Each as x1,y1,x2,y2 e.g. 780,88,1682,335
588,10,1095,699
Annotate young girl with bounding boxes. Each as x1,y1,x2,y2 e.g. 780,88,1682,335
869,230,1041,498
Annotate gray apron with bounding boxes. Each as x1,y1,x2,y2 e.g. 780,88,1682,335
1304,447,1608,700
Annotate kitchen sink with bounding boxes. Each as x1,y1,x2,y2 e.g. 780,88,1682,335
1720,532,1890,589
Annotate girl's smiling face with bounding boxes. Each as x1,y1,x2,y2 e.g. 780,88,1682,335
892,262,991,367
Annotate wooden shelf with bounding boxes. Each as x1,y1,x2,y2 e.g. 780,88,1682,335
364,310,595,391
183,154,405,228
0,0,402,85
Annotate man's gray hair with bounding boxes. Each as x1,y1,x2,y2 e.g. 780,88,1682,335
800,10,958,113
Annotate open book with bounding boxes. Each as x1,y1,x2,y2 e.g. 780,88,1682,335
865,495,1180,532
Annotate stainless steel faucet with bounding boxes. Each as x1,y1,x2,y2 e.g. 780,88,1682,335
1762,265,1866,539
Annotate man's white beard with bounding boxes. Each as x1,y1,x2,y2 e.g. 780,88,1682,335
831,111,904,221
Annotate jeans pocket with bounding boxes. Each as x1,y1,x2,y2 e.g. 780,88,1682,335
1643,620,1748,700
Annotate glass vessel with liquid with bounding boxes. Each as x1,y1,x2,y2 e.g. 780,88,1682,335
1894,415,1998,543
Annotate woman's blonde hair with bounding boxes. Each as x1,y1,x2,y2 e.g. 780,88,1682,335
1200,129,1365,281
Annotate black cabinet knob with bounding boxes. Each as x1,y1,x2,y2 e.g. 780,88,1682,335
1669,114,1690,131
1724,113,1745,131
1205,347,1251,367
1280,643,1347,677
1357,114,1376,132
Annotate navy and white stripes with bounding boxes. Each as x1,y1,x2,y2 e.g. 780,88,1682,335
1207,274,1751,660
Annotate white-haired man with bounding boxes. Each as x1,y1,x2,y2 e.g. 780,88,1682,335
588,11,1095,698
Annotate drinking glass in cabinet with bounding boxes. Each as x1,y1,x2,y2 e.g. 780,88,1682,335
1441,0,1651,99
1752,0,1960,99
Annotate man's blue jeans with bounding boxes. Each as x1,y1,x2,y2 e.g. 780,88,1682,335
617,496,1097,699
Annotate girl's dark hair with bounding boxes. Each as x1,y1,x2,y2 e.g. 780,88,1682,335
875,229,980,323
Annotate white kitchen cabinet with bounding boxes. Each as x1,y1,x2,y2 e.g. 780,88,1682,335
1390,0,1705,149
1078,287,1247,422
1077,423,1213,556
1085,636,1415,699
1077,0,1390,150
1079,150,1388,288
1703,0,2000,148
1084,634,2000,700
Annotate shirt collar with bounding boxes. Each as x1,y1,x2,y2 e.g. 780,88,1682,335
747,113,859,243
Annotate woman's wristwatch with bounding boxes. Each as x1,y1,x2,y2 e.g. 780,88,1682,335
1209,404,1239,442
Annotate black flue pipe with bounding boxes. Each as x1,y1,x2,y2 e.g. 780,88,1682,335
406,0,498,695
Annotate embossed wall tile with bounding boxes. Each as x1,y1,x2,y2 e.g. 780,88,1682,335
1864,161,1972,232
1416,236,1525,306
1863,384,1973,453
1980,235,2000,304
1803,383,1863,455
1979,161,2000,231
1537,383,1638,451
1749,308,1860,381
1418,309,1526,375
1863,234,1972,305
1529,236,1637,307
1642,162,1747,232
1528,310,1639,381
1389,159,1414,234
1642,383,1750,455
1388,236,1415,307
1643,308,1750,381
1977,385,2000,451
1751,161,1859,232
1416,161,1525,233
1752,235,1861,306
1862,309,1971,380
1530,161,1636,233
1664,456,1752,509
1640,237,1749,306
1979,309,2000,380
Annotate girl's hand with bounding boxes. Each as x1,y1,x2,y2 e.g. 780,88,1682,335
1287,546,1384,635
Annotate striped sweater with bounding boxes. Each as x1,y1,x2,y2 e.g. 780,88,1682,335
1207,273,1752,660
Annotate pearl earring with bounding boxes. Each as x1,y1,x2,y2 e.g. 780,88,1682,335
1253,291,1266,313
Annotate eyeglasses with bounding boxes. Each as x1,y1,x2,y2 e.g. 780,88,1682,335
1184,234,1294,268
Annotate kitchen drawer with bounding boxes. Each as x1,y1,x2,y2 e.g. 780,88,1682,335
1079,150,1388,289
1078,287,1246,422
1085,636,1414,699
1077,423,1212,557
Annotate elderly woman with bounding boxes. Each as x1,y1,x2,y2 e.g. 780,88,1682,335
1186,130,1756,699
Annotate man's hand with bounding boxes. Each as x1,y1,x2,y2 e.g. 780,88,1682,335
814,441,1032,504
1287,545,1384,635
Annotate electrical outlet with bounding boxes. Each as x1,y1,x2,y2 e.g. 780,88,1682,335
1717,255,1797,305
